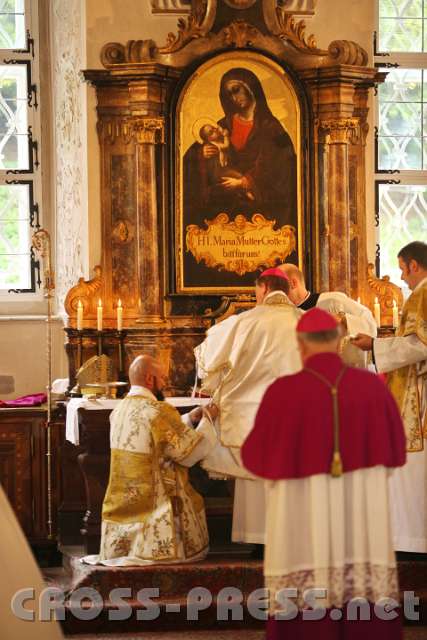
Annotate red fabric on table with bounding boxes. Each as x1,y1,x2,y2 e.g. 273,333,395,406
241,352,406,480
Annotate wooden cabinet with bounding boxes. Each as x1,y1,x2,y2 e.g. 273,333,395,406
0,408,62,543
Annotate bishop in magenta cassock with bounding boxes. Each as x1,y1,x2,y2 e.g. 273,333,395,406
241,308,406,640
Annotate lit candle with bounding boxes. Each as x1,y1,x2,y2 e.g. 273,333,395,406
392,299,399,329
77,299,83,331
357,296,361,305
374,297,381,327
117,299,123,331
97,299,103,332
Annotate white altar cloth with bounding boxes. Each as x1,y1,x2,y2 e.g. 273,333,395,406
66,396,211,445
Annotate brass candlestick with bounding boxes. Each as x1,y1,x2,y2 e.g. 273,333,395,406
77,330,83,369
97,331,103,356
32,229,55,540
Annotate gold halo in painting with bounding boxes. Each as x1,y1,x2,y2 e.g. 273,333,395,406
191,117,219,144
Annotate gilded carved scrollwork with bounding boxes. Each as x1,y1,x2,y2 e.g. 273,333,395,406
366,263,403,326
64,265,104,318
275,9,319,52
158,0,208,54
222,20,261,47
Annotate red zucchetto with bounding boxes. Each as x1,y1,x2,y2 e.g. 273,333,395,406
296,307,338,333
260,267,289,280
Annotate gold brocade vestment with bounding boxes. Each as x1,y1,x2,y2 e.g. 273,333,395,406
99,395,209,563
387,280,427,452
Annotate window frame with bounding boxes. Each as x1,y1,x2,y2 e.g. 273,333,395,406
374,1,427,279
0,0,44,301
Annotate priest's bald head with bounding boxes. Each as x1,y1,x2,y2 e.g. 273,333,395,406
255,267,289,304
129,354,166,400
278,264,309,306
296,308,341,364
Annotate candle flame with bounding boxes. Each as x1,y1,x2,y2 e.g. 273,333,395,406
375,297,378,303
77,299,83,308
118,299,122,307
98,299,102,307
393,299,397,307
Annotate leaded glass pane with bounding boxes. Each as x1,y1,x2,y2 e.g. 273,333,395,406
379,68,421,102
0,253,30,287
377,69,427,169
379,184,427,284
379,18,423,51
0,0,26,50
379,136,423,169
379,0,422,18
380,102,422,135
0,182,31,289
0,64,29,169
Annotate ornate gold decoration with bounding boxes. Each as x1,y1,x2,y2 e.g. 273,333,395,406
64,265,104,319
112,219,135,244
158,0,208,54
134,118,165,144
275,9,318,52
367,263,404,326
317,118,359,144
186,213,296,276
222,20,261,47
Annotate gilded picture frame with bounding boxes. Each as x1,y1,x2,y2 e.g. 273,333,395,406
175,51,304,294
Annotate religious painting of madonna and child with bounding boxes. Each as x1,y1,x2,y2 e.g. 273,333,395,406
175,52,303,293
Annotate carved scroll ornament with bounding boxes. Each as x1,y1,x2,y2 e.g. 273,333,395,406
367,263,403,326
99,2,368,68
64,265,104,320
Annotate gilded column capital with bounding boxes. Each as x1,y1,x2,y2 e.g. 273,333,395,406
97,118,134,145
316,118,359,144
133,118,165,144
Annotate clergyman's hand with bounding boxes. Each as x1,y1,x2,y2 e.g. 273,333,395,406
188,402,219,426
204,402,218,421
350,333,374,351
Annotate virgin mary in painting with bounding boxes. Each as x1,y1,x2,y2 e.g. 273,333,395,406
183,67,297,236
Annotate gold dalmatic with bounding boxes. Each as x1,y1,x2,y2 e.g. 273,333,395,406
387,281,427,452
100,396,208,562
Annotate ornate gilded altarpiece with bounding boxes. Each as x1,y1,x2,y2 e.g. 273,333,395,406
64,0,398,393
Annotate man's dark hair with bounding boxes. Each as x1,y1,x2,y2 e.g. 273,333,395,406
398,241,427,269
255,274,289,295
298,328,340,343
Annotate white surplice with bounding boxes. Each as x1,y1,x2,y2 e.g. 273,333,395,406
316,292,378,368
195,291,302,543
265,466,399,613
373,276,427,552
